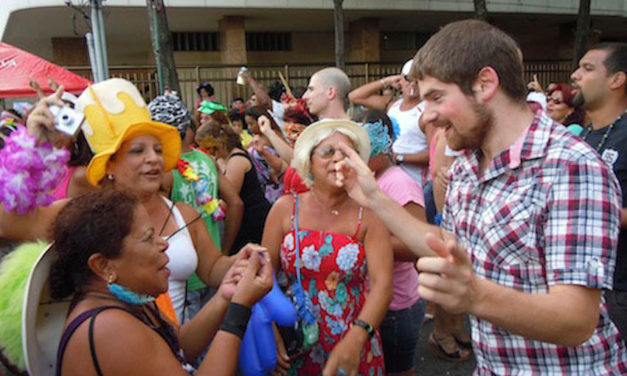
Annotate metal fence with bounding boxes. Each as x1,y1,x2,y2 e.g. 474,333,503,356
68,60,574,110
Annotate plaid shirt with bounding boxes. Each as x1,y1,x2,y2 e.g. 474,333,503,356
442,111,627,375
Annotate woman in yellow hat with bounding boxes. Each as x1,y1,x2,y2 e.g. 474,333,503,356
0,79,243,325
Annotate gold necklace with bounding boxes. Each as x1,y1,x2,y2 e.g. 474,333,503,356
310,188,345,216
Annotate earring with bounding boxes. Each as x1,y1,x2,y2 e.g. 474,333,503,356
107,274,116,284
107,174,115,181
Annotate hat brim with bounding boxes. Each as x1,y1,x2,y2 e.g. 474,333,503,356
295,119,371,163
22,243,70,375
86,121,181,187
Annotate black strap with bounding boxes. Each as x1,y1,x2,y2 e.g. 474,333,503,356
88,308,106,376
166,213,203,240
56,306,130,376
159,199,203,241
228,151,249,161
159,200,176,236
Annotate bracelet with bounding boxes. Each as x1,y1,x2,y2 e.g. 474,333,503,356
352,319,375,338
380,78,386,87
0,125,69,214
219,302,252,339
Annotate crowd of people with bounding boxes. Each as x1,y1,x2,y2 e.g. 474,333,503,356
0,18,626,376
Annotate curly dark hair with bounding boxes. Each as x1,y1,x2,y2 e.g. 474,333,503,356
267,81,286,102
196,81,214,97
49,191,139,300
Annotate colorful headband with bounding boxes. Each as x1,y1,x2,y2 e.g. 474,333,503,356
363,120,392,158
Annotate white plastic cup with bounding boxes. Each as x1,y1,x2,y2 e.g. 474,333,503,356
236,66,248,85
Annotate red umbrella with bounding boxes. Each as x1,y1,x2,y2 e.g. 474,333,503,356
0,42,91,98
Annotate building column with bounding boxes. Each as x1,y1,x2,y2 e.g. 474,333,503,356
219,16,247,65
348,18,380,62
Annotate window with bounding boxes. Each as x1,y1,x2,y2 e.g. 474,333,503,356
172,32,219,52
382,32,432,50
246,32,291,51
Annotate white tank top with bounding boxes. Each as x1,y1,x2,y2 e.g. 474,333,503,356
388,99,428,185
161,196,197,322
388,99,427,154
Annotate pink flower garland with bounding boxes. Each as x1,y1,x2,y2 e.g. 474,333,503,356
0,126,70,214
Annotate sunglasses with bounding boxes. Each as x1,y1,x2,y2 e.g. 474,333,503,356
546,96,563,105
313,145,350,159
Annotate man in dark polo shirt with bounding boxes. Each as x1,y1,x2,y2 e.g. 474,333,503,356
572,42,627,338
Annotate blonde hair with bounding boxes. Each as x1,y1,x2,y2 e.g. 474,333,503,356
292,120,370,188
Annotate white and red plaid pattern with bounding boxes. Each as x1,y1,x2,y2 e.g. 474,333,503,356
442,111,627,375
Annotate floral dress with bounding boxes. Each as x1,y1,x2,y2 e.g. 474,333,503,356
279,196,385,376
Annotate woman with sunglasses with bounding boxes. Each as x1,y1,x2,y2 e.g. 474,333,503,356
263,120,392,376
546,83,586,135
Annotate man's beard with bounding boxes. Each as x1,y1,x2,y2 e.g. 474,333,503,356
572,89,585,108
447,101,494,151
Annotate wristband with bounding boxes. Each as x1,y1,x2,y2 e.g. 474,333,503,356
352,319,375,338
219,302,252,339
380,78,386,87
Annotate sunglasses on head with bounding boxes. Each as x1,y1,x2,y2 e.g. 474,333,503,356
546,96,563,105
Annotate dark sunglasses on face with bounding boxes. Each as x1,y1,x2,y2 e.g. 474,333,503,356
546,96,563,105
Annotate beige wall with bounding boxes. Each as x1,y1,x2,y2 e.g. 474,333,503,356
248,32,336,64
51,37,89,66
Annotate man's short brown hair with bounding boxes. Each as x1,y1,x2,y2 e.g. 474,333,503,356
412,19,526,103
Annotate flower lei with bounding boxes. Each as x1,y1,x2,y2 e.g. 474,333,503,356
176,158,225,221
0,126,69,214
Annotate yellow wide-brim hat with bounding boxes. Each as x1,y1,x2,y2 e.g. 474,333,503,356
75,78,181,187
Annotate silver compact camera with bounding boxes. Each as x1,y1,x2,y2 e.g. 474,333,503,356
49,105,85,137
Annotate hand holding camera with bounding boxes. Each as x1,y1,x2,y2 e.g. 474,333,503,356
49,102,84,137
26,87,84,147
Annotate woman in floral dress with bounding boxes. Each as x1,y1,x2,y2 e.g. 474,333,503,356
262,120,393,376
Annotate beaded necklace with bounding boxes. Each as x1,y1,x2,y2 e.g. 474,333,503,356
582,110,627,152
